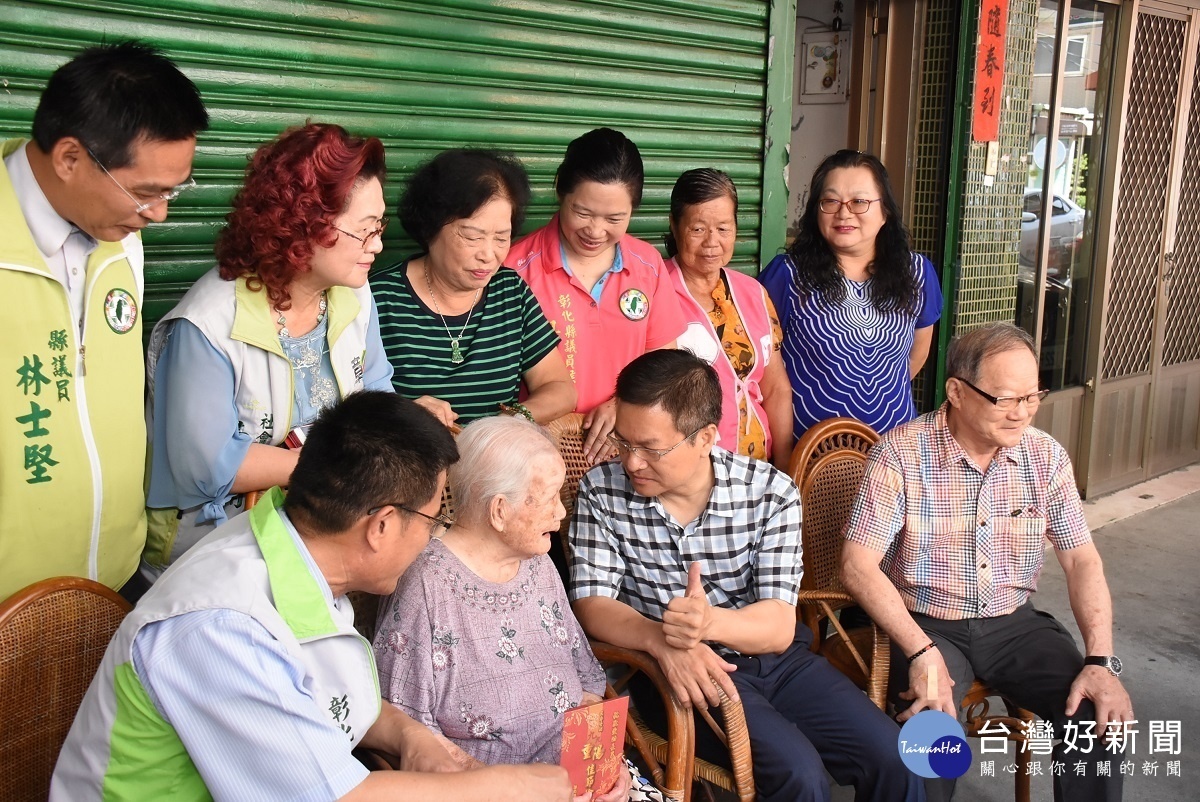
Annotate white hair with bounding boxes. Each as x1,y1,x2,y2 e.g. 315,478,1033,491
449,415,561,519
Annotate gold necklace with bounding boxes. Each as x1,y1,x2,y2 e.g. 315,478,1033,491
425,264,480,364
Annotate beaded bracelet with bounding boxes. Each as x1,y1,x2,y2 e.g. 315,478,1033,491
906,642,937,663
499,402,535,423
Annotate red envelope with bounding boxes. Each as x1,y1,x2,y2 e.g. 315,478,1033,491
561,695,629,796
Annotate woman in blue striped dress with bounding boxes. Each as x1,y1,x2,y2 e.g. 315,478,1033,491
759,150,942,442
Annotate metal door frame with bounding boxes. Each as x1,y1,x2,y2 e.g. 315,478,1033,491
1082,0,1200,495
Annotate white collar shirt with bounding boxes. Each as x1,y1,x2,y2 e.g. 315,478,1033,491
4,142,97,328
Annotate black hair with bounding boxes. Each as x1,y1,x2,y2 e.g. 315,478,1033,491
32,40,208,169
398,149,531,250
555,127,645,209
615,350,723,436
785,149,920,315
285,391,459,535
665,168,739,257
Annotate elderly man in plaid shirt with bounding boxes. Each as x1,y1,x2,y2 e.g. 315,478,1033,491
569,350,923,802
842,322,1131,801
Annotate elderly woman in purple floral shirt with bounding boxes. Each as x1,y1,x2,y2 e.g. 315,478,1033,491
374,416,635,801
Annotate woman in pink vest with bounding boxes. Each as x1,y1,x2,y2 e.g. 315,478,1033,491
667,169,793,466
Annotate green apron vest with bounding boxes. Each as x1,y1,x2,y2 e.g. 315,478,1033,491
0,138,147,598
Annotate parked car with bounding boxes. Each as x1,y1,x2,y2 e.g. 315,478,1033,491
1019,189,1085,275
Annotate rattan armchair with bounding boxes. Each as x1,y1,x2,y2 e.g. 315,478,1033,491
787,417,890,708
549,414,754,802
0,576,132,802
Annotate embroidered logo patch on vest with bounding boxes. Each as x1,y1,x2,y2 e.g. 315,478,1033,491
103,288,138,334
618,288,649,321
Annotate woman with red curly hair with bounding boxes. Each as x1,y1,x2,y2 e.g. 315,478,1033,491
141,123,394,581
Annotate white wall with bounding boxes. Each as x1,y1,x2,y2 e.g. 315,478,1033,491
786,0,857,244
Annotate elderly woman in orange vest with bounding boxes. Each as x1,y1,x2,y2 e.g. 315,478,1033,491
666,169,792,466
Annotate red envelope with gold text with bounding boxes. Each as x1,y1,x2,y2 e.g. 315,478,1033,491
561,696,629,796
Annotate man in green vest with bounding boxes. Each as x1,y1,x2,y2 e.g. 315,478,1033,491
1,40,207,602
52,391,575,801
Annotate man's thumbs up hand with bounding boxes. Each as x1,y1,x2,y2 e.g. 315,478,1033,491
685,562,706,599
663,562,713,650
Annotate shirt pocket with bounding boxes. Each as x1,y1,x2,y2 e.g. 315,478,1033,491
993,515,1048,585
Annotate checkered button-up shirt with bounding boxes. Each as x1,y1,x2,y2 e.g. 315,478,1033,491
568,447,801,652
844,404,1091,620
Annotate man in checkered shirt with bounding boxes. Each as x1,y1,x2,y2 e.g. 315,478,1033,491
569,350,922,802
842,322,1131,801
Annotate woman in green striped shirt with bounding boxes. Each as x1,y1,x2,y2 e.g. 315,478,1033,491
372,150,576,426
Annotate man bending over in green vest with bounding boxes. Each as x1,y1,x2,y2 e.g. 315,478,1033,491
51,391,575,802
1,40,207,603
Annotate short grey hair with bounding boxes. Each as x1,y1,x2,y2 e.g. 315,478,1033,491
945,322,1037,384
449,416,561,519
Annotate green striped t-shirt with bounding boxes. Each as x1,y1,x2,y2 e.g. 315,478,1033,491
372,260,560,423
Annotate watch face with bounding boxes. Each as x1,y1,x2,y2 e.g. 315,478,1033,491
1109,656,1123,676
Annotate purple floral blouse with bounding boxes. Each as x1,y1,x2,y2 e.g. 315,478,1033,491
374,539,607,764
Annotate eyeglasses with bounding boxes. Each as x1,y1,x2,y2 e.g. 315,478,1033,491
87,148,196,214
818,198,882,215
956,377,1050,411
334,218,389,251
606,427,704,462
368,502,453,538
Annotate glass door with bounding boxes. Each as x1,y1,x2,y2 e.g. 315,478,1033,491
1014,0,1120,393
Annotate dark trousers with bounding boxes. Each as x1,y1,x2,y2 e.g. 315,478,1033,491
890,602,1124,802
635,623,924,802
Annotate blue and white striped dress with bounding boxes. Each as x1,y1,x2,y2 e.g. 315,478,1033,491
758,252,942,441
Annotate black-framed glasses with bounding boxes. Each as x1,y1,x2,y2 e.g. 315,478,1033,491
956,377,1050,411
818,198,881,215
606,427,704,462
86,147,196,214
334,218,389,251
368,502,452,538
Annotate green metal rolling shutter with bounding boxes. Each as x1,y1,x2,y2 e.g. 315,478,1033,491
0,0,794,323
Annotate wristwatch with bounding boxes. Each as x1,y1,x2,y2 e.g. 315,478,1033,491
1084,655,1123,677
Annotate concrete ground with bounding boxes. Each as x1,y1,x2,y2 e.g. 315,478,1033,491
946,479,1200,801
737,465,1200,802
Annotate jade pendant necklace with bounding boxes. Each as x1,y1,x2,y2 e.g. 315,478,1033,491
425,264,480,364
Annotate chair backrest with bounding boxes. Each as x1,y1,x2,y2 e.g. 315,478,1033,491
787,418,880,592
545,413,591,522
0,577,131,802
545,413,592,580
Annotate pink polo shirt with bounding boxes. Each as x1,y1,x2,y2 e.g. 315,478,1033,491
507,215,687,413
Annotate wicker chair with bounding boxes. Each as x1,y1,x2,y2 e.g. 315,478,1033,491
0,577,132,802
791,417,1034,801
549,414,754,802
787,417,890,709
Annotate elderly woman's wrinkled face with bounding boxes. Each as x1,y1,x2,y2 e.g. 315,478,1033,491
671,195,737,275
499,453,567,560
426,195,514,293
558,180,634,262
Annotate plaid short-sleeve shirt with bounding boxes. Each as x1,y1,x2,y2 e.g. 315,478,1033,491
843,404,1091,620
568,447,802,650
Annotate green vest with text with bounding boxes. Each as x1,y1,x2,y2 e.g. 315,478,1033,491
0,138,147,598
48,487,381,801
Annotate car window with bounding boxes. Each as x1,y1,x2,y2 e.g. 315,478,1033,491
1052,197,1069,216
